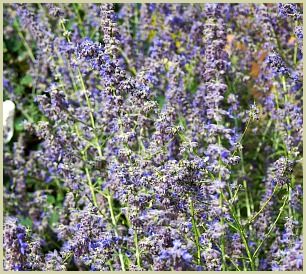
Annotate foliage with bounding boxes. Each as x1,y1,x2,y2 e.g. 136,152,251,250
3,3,303,271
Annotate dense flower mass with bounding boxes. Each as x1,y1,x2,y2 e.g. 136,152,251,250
3,3,303,271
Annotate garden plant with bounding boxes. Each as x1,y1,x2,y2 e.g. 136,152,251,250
3,3,303,271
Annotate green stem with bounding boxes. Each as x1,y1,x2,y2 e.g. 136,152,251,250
106,191,126,271
217,134,226,271
114,46,137,76
281,75,293,218
126,209,141,268
15,23,35,63
240,150,252,221
246,185,278,225
252,192,289,259
253,119,272,160
225,255,241,271
134,230,141,268
72,4,85,37
293,21,298,66
231,117,251,159
85,167,98,207
189,197,201,265
272,85,281,152
241,235,255,270
221,191,255,270
74,125,98,209
60,19,103,159
219,193,226,271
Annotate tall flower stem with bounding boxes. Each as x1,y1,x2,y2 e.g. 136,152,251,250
126,210,141,268
13,19,35,63
60,17,128,271
60,19,103,159
189,196,201,265
252,189,289,259
106,190,126,271
220,191,255,270
217,135,226,271
245,185,279,226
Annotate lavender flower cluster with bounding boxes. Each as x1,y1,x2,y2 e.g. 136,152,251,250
3,3,303,271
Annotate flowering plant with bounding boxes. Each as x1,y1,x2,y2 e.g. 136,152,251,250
3,3,303,271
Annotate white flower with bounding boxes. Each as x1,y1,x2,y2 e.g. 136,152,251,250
3,100,15,144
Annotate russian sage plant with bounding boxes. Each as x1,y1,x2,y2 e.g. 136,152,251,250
3,3,303,271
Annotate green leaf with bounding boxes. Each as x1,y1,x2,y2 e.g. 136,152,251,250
17,51,29,62
231,55,239,66
20,216,33,228
14,116,24,132
12,40,22,52
13,18,20,29
49,211,59,226
56,191,64,203
15,85,24,95
178,116,187,129
21,75,33,87
47,194,56,205
156,95,165,109
188,79,199,94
